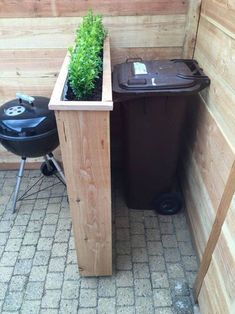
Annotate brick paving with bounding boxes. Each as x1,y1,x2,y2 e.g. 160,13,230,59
0,169,198,313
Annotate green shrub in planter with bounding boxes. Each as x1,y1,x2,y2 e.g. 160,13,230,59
68,11,106,100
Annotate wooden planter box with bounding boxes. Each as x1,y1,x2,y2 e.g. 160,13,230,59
49,37,113,276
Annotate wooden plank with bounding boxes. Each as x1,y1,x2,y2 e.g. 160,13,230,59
198,195,235,313
182,0,202,58
111,47,182,66
187,96,235,212
181,148,215,258
194,161,235,299
55,110,112,276
0,0,188,18
201,0,235,35
0,15,186,49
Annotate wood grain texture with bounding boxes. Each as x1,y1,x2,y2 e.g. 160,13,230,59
201,0,235,35
0,0,188,18
198,195,235,313
182,0,202,58
194,161,235,299
55,110,112,276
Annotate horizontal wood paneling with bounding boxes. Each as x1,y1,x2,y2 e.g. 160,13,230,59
201,0,235,35
0,0,188,18
198,195,235,313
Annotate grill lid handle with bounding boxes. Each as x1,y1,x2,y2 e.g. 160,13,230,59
16,93,35,105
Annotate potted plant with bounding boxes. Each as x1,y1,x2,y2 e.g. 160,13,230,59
49,11,113,277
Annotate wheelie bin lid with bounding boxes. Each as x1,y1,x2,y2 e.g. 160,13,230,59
112,59,210,96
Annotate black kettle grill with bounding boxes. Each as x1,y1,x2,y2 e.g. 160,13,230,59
0,93,66,213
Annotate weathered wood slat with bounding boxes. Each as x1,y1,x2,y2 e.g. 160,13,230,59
182,0,201,58
0,15,186,50
201,0,235,35
0,0,188,18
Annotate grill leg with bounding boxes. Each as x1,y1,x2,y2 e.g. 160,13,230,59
46,153,66,185
12,157,26,214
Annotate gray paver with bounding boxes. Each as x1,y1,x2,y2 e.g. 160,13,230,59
41,289,61,308
25,282,44,300
117,287,134,306
98,298,116,314
29,265,47,281
21,300,40,314
136,296,154,314
45,272,63,290
61,280,79,299
3,291,23,311
134,278,152,297
98,277,116,297
79,289,97,307
116,270,133,287
59,299,78,314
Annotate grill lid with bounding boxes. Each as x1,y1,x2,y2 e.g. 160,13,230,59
0,94,57,139
115,59,209,91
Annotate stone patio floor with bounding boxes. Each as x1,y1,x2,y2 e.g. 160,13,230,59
0,169,198,313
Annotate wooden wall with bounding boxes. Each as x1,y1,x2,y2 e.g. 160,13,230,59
0,0,191,168
181,0,235,310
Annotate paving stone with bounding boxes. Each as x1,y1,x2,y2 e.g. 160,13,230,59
160,222,174,234
129,210,144,222
131,234,146,247
149,256,166,272
21,300,40,314
144,217,159,229
14,215,30,226
26,220,43,233
134,278,152,297
61,280,80,299
9,226,26,239
79,289,97,307
45,272,63,290
0,251,18,266
30,210,46,221
98,277,116,297
147,241,163,256
117,306,135,314
146,229,161,241
25,282,44,300
164,248,181,262
40,309,58,314
182,256,198,272
43,214,59,225
117,287,134,306
41,225,56,237
116,270,133,287
116,241,131,254
116,228,130,241
176,229,191,242
143,210,156,217
185,272,197,289
130,222,145,235
54,230,70,243
162,235,178,248
9,276,27,292
5,238,22,251
115,216,130,228
22,232,40,246
167,264,185,279
0,233,8,245
170,279,190,296
155,307,174,314
51,243,68,257
116,255,132,270
29,265,47,281
153,289,172,307
0,282,8,299
178,242,195,256
64,264,80,281
133,263,150,278
0,266,13,282
69,237,75,250
151,272,169,288
98,298,115,314
59,299,78,314
80,277,98,289
33,250,50,266
3,291,23,311
136,296,154,314
173,296,193,314
132,247,148,262
67,250,77,264
37,238,54,251
41,289,61,308
57,218,72,230
173,215,187,230
77,309,97,314
18,246,36,259
14,258,32,275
